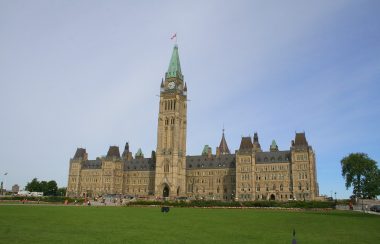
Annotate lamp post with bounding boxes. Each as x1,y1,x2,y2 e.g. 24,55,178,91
2,172,8,195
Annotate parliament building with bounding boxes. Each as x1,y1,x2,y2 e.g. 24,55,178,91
66,45,319,201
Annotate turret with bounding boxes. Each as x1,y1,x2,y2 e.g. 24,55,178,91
253,132,262,152
135,148,144,159
270,140,279,152
202,145,212,158
122,142,133,160
216,129,230,156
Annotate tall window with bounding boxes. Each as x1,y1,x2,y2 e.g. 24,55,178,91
164,163,169,173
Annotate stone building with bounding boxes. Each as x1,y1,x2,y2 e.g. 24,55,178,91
12,184,20,194
66,45,319,201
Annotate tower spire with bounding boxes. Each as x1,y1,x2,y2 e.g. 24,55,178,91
218,128,230,155
166,45,183,80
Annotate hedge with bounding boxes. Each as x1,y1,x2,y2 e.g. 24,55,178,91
128,200,335,209
0,196,84,203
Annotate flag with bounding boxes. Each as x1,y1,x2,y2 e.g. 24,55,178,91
171,33,177,40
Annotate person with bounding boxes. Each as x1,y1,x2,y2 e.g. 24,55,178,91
365,205,368,213
87,200,91,206
349,201,353,210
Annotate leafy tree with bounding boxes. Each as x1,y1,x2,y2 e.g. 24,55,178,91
341,153,380,199
57,187,67,196
25,178,59,196
361,169,380,199
46,181,58,196
40,181,48,195
25,178,41,192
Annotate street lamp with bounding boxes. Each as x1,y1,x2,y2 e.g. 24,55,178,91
1,172,8,195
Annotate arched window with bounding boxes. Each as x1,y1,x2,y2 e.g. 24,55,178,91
298,183,302,190
280,184,283,191
273,184,276,191
164,163,169,173
256,185,260,191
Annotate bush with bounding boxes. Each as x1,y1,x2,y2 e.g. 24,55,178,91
127,199,335,209
0,196,84,204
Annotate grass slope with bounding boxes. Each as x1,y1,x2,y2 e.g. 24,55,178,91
0,206,379,243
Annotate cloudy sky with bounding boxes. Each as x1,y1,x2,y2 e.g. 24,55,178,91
1,0,379,198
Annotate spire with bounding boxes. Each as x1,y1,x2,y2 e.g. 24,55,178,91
270,140,279,152
165,45,183,80
253,132,262,152
202,145,212,156
135,148,144,158
122,142,132,160
218,129,230,155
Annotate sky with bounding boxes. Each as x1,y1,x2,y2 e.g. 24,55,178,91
1,0,379,199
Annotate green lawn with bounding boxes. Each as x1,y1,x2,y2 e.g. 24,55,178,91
0,205,379,243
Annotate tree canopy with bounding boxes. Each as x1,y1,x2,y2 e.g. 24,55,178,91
25,178,59,196
341,153,380,199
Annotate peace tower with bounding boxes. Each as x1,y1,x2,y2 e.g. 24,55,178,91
154,45,187,197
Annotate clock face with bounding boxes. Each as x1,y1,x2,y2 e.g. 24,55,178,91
168,82,175,89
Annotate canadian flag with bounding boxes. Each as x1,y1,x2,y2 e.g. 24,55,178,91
171,33,177,40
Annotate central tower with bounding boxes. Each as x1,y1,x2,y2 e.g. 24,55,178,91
154,45,187,198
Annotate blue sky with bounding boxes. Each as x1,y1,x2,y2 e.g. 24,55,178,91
1,0,379,198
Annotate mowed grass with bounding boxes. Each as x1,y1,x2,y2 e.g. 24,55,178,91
0,205,379,244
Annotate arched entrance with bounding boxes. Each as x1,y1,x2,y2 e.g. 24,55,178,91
270,194,276,200
163,185,170,198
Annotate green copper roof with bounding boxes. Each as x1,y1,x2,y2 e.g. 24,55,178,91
270,140,278,151
270,140,277,148
135,148,144,158
166,45,183,80
202,145,211,155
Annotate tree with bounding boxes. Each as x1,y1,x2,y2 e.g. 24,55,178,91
46,181,58,196
341,153,380,199
25,178,59,196
25,178,41,192
57,187,67,197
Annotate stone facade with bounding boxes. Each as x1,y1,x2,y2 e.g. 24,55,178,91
66,45,319,201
